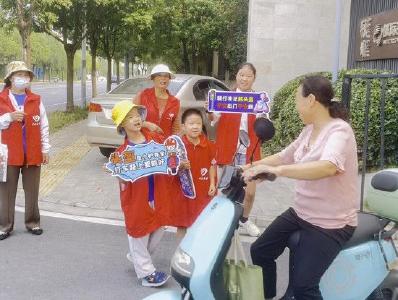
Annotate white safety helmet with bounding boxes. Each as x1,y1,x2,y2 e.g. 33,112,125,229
149,64,175,79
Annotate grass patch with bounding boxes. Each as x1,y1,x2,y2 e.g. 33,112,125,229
48,106,88,134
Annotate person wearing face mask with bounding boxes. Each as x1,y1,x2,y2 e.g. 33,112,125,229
0,61,50,241
133,64,180,137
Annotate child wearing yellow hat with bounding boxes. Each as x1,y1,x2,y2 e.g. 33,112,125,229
111,100,170,287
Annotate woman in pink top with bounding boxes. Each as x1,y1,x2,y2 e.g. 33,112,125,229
243,75,359,300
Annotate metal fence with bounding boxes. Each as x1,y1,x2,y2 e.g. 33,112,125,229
341,73,398,210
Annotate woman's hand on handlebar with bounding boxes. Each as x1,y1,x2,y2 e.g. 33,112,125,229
243,164,279,183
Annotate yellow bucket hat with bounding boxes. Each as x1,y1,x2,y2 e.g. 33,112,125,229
111,100,147,129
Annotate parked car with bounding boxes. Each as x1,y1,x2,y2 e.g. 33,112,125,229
86,74,229,157
111,75,125,83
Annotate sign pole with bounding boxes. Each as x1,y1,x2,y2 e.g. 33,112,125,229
332,0,342,83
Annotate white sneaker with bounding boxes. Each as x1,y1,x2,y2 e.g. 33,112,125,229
126,252,134,263
239,220,261,237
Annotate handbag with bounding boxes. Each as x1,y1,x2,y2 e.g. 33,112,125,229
223,230,265,300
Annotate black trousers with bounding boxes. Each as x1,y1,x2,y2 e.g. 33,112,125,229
250,208,354,300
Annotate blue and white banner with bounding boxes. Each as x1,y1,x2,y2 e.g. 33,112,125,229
106,135,196,199
208,89,271,114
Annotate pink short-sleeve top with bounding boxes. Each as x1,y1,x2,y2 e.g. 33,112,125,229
279,118,359,229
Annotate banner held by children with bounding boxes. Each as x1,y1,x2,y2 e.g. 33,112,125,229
106,135,196,199
207,89,271,115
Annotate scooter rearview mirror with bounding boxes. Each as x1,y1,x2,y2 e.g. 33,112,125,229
254,117,275,143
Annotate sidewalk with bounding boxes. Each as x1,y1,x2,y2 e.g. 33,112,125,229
15,119,294,223
15,119,397,241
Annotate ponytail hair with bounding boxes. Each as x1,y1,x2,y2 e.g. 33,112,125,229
301,75,348,121
329,99,348,121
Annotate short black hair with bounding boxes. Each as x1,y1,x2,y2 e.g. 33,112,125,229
181,108,208,135
181,108,203,124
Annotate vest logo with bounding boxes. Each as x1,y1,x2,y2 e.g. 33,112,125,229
32,115,40,126
199,167,209,181
167,113,174,120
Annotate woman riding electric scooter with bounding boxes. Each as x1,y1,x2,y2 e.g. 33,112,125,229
242,75,359,299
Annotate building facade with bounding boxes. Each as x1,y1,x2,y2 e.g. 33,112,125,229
248,0,398,95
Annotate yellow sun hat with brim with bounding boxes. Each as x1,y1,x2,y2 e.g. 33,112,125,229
111,100,147,129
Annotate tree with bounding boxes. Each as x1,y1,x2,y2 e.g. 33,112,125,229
0,0,39,67
0,28,21,64
35,0,86,111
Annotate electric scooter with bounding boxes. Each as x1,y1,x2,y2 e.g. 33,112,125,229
143,118,275,300
144,117,398,299
283,169,398,300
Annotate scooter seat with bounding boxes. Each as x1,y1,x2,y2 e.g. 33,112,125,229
343,212,389,249
287,213,389,250
371,170,398,192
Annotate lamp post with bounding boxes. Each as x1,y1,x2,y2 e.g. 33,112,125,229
332,0,342,82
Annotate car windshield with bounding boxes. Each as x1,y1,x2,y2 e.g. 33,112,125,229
109,78,186,95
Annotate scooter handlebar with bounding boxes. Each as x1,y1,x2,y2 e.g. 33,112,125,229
251,172,277,182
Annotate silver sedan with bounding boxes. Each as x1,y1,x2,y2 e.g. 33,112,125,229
86,74,229,157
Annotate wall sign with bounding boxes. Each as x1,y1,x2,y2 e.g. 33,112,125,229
356,9,398,61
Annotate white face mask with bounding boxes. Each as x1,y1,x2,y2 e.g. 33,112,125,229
12,76,30,89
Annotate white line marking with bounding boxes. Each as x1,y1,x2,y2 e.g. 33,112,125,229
15,205,177,232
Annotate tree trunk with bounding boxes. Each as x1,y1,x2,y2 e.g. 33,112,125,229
212,51,219,78
91,49,97,98
21,31,32,68
182,39,190,73
106,56,112,92
116,60,120,84
66,50,75,112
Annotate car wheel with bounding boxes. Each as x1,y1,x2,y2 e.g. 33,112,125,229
99,147,115,158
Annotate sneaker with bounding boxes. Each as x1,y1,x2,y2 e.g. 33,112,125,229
0,231,10,240
27,227,43,235
142,271,170,287
239,220,261,237
126,252,134,263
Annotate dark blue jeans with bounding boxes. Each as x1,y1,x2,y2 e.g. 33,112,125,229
250,208,354,300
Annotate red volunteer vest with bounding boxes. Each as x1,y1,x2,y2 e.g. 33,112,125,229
139,88,180,137
0,88,42,166
117,129,173,238
215,113,261,165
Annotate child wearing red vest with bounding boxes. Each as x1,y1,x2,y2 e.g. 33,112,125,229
0,61,50,241
110,100,170,287
174,108,217,238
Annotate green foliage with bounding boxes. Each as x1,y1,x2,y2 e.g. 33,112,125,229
48,106,88,133
266,70,398,169
0,28,21,64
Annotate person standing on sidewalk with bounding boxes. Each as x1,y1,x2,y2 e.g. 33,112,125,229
110,100,170,287
133,64,180,137
243,75,358,299
173,108,217,239
0,61,50,240
207,62,263,237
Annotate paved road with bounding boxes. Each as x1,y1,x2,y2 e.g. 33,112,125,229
0,212,289,300
1,81,115,112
